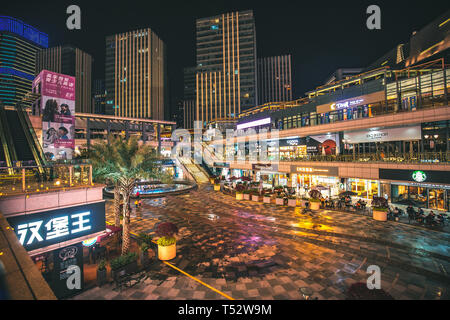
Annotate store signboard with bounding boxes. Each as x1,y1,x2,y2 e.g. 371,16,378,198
33,70,76,161
290,165,339,176
343,126,421,144
379,169,450,185
252,163,279,172
51,242,84,299
7,202,106,252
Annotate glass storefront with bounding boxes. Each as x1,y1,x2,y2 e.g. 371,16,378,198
292,174,340,197
391,183,450,211
347,178,380,200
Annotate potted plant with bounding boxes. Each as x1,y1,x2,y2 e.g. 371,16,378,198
213,178,221,191
287,195,298,207
372,197,389,221
263,190,272,204
96,259,107,286
243,189,251,200
110,252,138,280
140,242,150,267
275,192,285,205
156,222,178,261
308,190,322,210
251,190,260,202
235,184,245,200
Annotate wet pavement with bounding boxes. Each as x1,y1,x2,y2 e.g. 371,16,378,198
74,185,450,300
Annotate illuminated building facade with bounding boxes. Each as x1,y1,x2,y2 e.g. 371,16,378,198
105,28,167,120
0,16,48,107
36,45,93,113
195,10,257,127
257,55,292,104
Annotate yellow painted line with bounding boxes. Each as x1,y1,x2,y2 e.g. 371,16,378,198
110,223,234,300
162,260,234,300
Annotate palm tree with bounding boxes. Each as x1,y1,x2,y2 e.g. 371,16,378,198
89,135,166,254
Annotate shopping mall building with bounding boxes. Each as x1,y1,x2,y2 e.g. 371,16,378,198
201,11,450,212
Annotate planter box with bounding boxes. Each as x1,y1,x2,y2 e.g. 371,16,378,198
97,269,107,286
276,198,284,205
158,243,176,261
214,184,221,191
310,201,320,210
244,194,251,200
288,199,297,207
236,193,244,201
263,196,272,204
251,195,260,202
373,210,387,222
111,260,138,280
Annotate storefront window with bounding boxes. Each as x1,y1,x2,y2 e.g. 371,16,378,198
429,188,445,210
349,179,379,199
408,186,427,207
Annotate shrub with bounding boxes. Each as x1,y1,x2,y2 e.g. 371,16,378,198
140,242,149,252
157,236,176,247
309,189,322,200
214,178,221,184
138,233,153,245
372,197,389,211
155,222,178,238
110,252,138,271
235,184,245,193
97,259,106,271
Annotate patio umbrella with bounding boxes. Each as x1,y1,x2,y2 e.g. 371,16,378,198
312,185,328,191
229,176,238,180
339,191,358,197
241,176,252,181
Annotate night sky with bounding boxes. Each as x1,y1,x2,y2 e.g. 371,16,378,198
2,0,449,119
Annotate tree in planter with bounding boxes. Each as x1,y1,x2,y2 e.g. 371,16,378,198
89,135,168,255
308,189,322,202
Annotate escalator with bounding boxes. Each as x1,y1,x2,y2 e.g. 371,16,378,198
0,103,46,173
177,155,210,184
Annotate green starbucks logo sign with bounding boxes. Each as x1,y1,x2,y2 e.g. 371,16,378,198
412,170,427,182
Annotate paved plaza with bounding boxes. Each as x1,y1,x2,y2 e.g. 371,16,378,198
74,185,450,300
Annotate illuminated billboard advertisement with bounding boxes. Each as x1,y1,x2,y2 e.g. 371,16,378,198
237,117,271,130
33,70,76,160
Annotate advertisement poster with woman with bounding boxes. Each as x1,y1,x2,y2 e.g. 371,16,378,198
33,70,75,161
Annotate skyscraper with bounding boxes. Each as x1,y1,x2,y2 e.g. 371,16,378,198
257,55,293,104
93,79,106,114
36,45,93,113
195,10,257,127
0,16,48,107
183,66,196,129
105,28,167,120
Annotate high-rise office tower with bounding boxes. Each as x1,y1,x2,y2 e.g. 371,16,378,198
36,45,93,113
183,66,196,129
105,28,167,120
0,16,48,107
93,79,106,114
257,55,293,104
195,10,257,127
